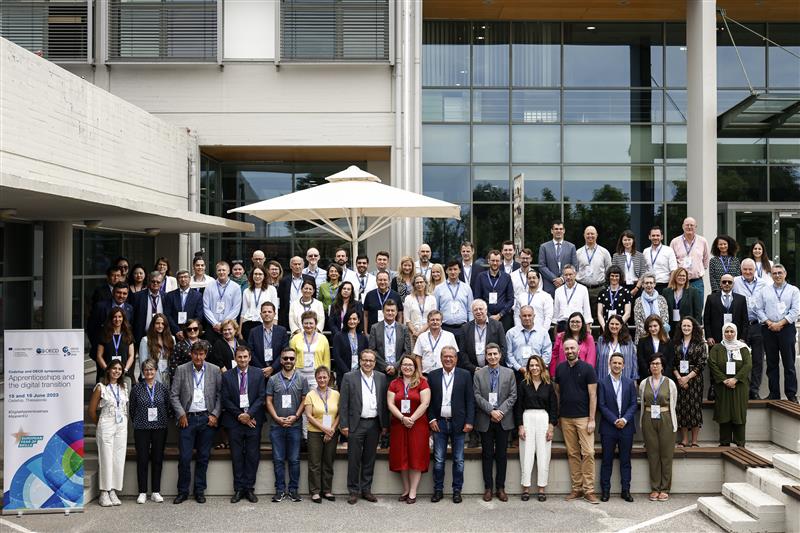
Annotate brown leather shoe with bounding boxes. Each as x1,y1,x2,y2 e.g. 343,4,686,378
565,490,583,501
361,492,378,503
347,493,358,505
482,489,492,502
496,489,508,502
584,492,600,504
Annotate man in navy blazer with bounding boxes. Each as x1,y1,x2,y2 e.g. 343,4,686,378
164,270,204,341
427,346,475,504
246,302,289,378
277,257,317,328
132,271,165,346
538,220,578,296
221,346,266,503
597,353,637,503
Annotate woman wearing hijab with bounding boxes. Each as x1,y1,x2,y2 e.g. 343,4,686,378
708,323,752,447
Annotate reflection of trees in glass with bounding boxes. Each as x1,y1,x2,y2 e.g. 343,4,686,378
524,204,560,252
672,180,687,202
474,205,510,259
564,186,631,249
770,166,800,202
473,182,510,201
718,167,767,202
539,187,558,202
425,215,469,263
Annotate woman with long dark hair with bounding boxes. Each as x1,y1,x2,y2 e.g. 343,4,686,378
96,308,135,383
709,235,741,293
328,281,363,337
550,311,596,375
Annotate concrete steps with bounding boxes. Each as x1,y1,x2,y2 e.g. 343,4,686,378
698,481,786,533
698,496,762,533
773,453,800,479
83,470,98,504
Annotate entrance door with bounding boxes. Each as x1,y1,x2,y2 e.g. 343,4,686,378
778,212,800,283
731,208,800,283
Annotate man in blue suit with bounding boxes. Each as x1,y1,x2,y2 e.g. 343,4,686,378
538,220,577,296
246,302,289,379
164,270,204,341
221,345,266,503
427,346,475,504
597,353,637,503
132,271,165,346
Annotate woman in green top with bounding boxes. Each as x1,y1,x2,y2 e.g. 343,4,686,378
708,322,752,447
318,263,342,313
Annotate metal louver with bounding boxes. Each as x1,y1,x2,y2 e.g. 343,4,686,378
0,0,90,63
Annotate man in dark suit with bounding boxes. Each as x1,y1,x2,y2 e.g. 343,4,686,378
458,299,508,373
221,346,266,504
501,240,521,275
247,301,290,379
474,250,515,331
363,271,404,333
277,256,316,328
164,270,203,341
538,220,578,296
597,353,637,503
86,282,132,373
339,349,389,504
703,273,749,346
90,266,124,307
458,241,485,295
428,346,475,504
368,299,412,376
132,271,165,346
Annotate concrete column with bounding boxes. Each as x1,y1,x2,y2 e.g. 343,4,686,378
43,222,73,329
686,0,717,240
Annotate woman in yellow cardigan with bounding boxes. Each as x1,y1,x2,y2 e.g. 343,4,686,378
290,310,331,391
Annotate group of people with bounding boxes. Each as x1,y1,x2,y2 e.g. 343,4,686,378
85,216,799,506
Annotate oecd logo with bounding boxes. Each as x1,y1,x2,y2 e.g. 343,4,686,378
36,348,43,354
62,346,77,357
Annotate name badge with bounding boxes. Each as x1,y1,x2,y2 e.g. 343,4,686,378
488,392,498,407
450,302,461,315
475,342,485,356
680,360,689,374
192,388,204,404
112,355,122,361
351,354,359,369
148,407,158,422
239,394,249,408
726,361,736,375
377,310,384,323
400,399,411,414
158,358,168,372
683,257,693,269
777,302,787,315
322,414,333,429
115,410,124,424
370,395,378,409
178,311,187,324
650,404,661,419
282,394,292,409
231,359,236,370
304,352,314,369
264,348,273,362
216,301,225,313
723,313,733,325
488,292,498,304
440,405,452,418
522,346,532,358
672,309,681,322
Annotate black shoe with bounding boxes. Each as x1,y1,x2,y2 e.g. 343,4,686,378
230,490,243,503
430,491,443,503
600,492,610,502
245,490,258,503
194,492,206,504
621,491,634,502
537,493,547,502
452,492,462,504
749,392,760,400
272,492,286,503
789,396,799,404
288,491,302,502
173,493,188,504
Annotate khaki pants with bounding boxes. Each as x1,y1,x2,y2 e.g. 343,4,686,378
641,413,675,491
560,416,595,493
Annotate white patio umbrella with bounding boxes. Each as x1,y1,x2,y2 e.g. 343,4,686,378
228,165,460,258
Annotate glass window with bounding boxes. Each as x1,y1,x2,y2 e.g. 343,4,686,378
422,125,470,163
473,204,510,258
472,125,509,163
717,23,766,88
423,21,470,87
511,21,560,87
770,166,800,202
513,166,561,201
666,204,688,243
423,205,471,264
473,90,509,123
718,138,767,164
664,90,687,122
511,125,560,164
564,23,663,87
0,222,33,277
563,90,662,123
769,138,800,164
473,166,509,201
564,125,663,164
222,165,293,203
523,204,562,250
472,22,509,87
768,24,800,88
511,90,559,123
666,166,687,202
718,90,753,114
423,166,471,203
83,231,123,276
565,203,659,250
665,23,687,88
563,166,660,203
718,166,768,202
665,125,686,163
422,89,470,122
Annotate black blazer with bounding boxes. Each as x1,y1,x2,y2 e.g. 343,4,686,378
702,292,749,343
163,288,204,337
458,261,486,295
331,330,369,386
247,323,290,373
212,338,247,371
327,300,364,337
132,291,164,346
85,300,133,358
220,367,266,428
339,369,390,433
90,283,113,307
277,274,317,328
636,337,674,381
426,367,475,431
457,318,507,373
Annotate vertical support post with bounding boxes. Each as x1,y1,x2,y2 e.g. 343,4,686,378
43,222,73,329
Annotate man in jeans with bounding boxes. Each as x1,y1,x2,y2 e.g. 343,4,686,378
265,347,309,502
554,338,599,504
427,346,475,504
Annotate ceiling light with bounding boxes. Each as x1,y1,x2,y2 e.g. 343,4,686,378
84,220,102,229
0,208,17,219
586,26,596,30
145,228,161,237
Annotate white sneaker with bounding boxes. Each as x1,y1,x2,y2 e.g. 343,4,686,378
137,493,147,504
109,490,122,506
99,491,112,507
151,492,164,503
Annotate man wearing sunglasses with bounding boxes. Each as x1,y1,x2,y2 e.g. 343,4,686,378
703,274,748,349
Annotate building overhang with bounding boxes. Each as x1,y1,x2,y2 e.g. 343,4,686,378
717,92,800,138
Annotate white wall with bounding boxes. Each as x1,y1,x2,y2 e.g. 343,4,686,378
224,0,276,60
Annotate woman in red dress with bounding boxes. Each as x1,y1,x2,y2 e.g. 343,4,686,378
387,354,431,504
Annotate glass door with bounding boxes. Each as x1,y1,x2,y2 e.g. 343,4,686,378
733,210,773,259
777,212,800,284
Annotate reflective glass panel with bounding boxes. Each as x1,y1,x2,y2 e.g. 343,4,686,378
524,204,562,250
664,90,687,122
770,166,800,202
563,90,662,123
473,90,509,123
717,166,768,201
424,205,471,263
666,166,687,202
423,21,470,87
513,166,561,201
718,138,767,164
665,125,686,163
422,125,470,163
423,166,471,203
473,204,510,258
563,166,660,202
511,125,560,164
769,138,800,164
768,24,800,88
422,89,470,122
565,203,659,250
223,165,293,203
473,22,509,87
511,22,560,87
717,23,766,87
665,23,687,88
472,125,509,163
473,166,510,201
564,125,663,164
511,90,560,123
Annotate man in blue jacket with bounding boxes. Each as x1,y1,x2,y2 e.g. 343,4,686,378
597,353,637,502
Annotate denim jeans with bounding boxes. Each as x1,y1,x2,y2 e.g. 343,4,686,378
177,414,216,495
432,418,465,492
270,424,302,493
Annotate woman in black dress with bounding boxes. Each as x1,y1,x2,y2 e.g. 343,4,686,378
671,317,707,447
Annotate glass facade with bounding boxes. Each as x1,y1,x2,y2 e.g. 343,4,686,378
422,21,800,261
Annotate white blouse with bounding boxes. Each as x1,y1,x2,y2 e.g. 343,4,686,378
241,285,279,322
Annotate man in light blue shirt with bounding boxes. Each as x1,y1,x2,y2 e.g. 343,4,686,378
302,247,327,292
505,305,552,375
733,259,768,399
752,264,800,403
435,261,474,338
203,261,243,344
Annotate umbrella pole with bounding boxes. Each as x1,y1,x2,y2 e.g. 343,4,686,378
351,212,359,260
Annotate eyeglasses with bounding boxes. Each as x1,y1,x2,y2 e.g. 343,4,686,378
282,357,295,362
307,254,319,258
720,280,733,285
650,362,662,366
186,327,199,332
361,359,376,364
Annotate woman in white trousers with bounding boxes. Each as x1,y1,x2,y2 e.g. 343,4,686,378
88,360,129,507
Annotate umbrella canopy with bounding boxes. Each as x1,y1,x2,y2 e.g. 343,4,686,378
229,165,460,257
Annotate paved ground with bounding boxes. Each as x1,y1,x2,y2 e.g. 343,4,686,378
2,494,723,532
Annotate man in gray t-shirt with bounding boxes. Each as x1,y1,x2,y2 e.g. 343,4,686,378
265,347,308,501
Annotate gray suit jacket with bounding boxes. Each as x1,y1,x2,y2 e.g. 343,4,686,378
368,321,413,373
338,369,389,434
473,365,517,432
170,361,223,418
538,240,578,296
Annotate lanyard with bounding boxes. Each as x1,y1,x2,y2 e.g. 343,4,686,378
361,374,375,395
228,338,238,356
728,350,735,362
291,277,302,296
681,341,689,360
625,252,634,273
612,378,622,399
585,246,596,265
490,369,499,392
280,372,296,392
649,245,662,267
774,284,787,302
674,290,683,309
475,324,486,343
253,288,262,309
609,341,619,355
150,294,160,314
682,235,695,256
608,287,619,310
518,269,527,286
377,290,390,309
756,263,763,278
348,332,359,354
521,328,534,346
463,264,472,284
565,284,577,306
720,255,732,274
416,295,426,317
263,327,273,349
318,388,329,413
216,281,227,301
238,368,248,394
301,299,313,313
744,279,757,297
428,331,442,354
447,281,460,302
649,376,664,405
180,290,188,311
385,324,396,345
112,333,122,357
303,332,317,353
403,381,411,399
193,364,206,389
527,290,535,306
146,382,156,406
486,271,500,291
443,372,454,396
110,383,121,408
359,276,367,292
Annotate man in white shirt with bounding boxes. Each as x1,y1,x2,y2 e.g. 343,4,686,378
645,226,677,293
553,264,593,331
501,241,520,275
514,269,554,332
414,311,459,375
354,255,378,303
415,244,433,281
335,247,360,287
510,248,534,296
575,226,612,321
458,241,484,293
733,258,767,399
302,248,327,290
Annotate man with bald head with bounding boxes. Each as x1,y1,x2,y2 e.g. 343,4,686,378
669,217,710,300
575,226,612,322
733,259,768,398
302,247,326,290
251,250,266,271
415,243,433,281
277,256,316,328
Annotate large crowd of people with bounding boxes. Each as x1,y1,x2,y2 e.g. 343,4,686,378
86,217,799,507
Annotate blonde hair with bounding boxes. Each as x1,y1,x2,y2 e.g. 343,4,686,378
523,355,551,385
428,263,445,294
220,319,239,335
398,354,422,389
397,256,415,284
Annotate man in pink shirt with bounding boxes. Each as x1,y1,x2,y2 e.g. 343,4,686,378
669,217,710,300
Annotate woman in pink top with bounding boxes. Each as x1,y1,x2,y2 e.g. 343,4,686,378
550,311,596,374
